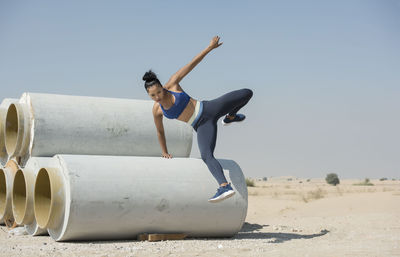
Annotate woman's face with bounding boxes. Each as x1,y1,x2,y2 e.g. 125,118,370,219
147,85,165,103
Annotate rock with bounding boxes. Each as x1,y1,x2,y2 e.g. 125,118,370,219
8,227,28,236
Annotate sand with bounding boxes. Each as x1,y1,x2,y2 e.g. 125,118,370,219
1,178,399,257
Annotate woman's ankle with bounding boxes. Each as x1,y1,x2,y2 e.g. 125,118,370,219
226,114,235,120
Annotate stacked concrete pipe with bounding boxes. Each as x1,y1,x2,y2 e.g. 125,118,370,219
33,155,248,241
0,160,20,227
12,157,57,235
0,98,19,226
0,165,2,225
1,98,18,166
5,93,193,166
0,164,2,225
0,92,249,241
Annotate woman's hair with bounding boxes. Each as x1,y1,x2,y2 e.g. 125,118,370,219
143,70,162,92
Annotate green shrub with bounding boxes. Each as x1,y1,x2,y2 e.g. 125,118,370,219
379,177,388,181
262,177,268,181
353,178,374,186
246,178,255,187
325,173,340,186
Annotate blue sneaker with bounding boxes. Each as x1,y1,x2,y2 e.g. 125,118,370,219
208,183,235,203
221,114,246,126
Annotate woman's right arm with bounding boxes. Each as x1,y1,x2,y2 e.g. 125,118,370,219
153,104,172,158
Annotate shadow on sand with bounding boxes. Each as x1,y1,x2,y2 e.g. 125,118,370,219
234,222,329,243
34,222,329,244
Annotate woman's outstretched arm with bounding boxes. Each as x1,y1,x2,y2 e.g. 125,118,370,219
166,36,223,86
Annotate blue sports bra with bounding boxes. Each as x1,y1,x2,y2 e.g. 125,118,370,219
159,89,191,119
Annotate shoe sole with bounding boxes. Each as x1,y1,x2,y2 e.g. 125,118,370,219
208,190,235,203
221,119,245,126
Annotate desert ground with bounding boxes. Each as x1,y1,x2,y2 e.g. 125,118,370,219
1,177,399,257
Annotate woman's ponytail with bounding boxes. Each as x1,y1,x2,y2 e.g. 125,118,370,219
143,69,161,91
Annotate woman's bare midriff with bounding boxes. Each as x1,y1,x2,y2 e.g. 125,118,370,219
177,98,197,122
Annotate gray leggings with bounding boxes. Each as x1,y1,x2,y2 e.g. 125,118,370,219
192,88,253,185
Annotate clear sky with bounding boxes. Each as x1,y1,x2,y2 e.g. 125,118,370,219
1,0,399,179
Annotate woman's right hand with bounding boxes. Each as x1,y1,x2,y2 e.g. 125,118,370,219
162,152,173,159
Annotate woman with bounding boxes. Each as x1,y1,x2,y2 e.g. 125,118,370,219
143,36,253,203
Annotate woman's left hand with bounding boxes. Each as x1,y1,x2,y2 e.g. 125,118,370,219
162,152,173,159
208,36,223,50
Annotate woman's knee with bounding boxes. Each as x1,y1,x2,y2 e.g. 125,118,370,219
242,88,253,99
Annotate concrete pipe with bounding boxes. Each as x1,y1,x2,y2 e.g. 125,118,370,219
0,165,2,225
12,157,56,236
0,160,20,227
6,93,193,165
34,155,248,241
0,98,18,166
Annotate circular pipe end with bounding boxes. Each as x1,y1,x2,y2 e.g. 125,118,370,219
34,168,51,228
0,168,6,217
5,103,30,158
34,167,64,229
0,120,6,162
12,169,27,224
5,104,19,156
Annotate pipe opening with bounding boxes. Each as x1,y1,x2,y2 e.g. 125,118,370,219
0,120,6,160
0,169,6,215
34,168,51,228
12,169,26,223
5,104,18,155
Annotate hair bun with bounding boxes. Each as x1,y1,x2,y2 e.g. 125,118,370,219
142,70,158,82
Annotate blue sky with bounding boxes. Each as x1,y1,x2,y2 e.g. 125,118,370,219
1,0,399,179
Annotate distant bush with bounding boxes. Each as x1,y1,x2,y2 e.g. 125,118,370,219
353,178,374,186
307,188,325,201
246,178,255,187
325,173,340,186
306,179,311,182
262,177,268,181
300,188,326,203
379,177,388,181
